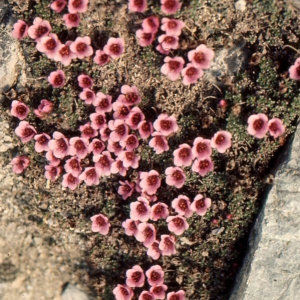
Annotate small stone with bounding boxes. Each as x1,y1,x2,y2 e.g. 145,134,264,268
61,283,89,300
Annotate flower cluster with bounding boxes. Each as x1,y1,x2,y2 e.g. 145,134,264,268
130,1,214,85
247,114,285,139
122,191,211,259
113,264,185,300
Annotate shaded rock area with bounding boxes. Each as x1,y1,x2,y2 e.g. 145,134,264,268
230,123,300,300
0,0,26,93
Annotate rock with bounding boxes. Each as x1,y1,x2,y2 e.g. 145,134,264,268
230,123,300,300
61,284,90,300
206,37,250,83
0,1,26,93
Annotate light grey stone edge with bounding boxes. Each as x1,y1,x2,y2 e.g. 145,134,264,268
230,123,300,300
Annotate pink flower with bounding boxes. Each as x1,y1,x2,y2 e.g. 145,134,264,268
94,92,112,112
90,112,106,130
64,157,82,177
118,85,141,106
79,89,96,105
45,150,61,167
147,240,161,260
79,122,98,139
45,165,62,181
161,18,185,36
77,74,93,89
63,13,80,28
103,37,125,59
50,0,67,13
118,180,135,200
161,56,184,81
118,151,140,169
28,17,51,42
191,194,211,216
289,58,300,80
165,166,186,188
136,222,157,247
149,132,169,154
159,235,176,256
69,137,89,159
93,50,111,66
15,121,37,143
93,151,114,176
122,219,141,236
172,195,193,218
167,215,189,235
126,107,145,130
156,43,170,55
268,118,285,138
111,160,128,176
181,63,203,85
247,114,269,139
211,130,232,153
192,157,214,177
138,121,153,139
36,33,61,59
160,0,181,14
146,265,164,286
112,101,131,120
158,34,179,51
54,41,77,66
99,126,111,141
70,36,93,59
48,131,69,159
141,192,157,203
138,292,155,300
188,44,214,69
48,70,65,88
34,99,53,118
88,139,105,155
11,155,30,174
126,265,145,288
173,143,193,167
108,120,129,142
68,0,89,13
140,170,161,195
192,137,211,159
136,29,155,47
12,20,28,40
150,202,169,221
90,213,111,235
130,197,151,222
107,140,124,156
121,134,139,151
79,167,100,186
34,133,51,152
150,285,168,300
142,16,160,33
166,290,185,300
62,173,80,190
11,101,30,120
113,284,133,300
128,0,147,13
153,114,178,136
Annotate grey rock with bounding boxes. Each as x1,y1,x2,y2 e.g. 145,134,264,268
61,284,90,300
0,1,26,93
230,123,300,300
206,38,250,82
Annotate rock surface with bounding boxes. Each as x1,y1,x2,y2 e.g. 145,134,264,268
230,123,300,300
